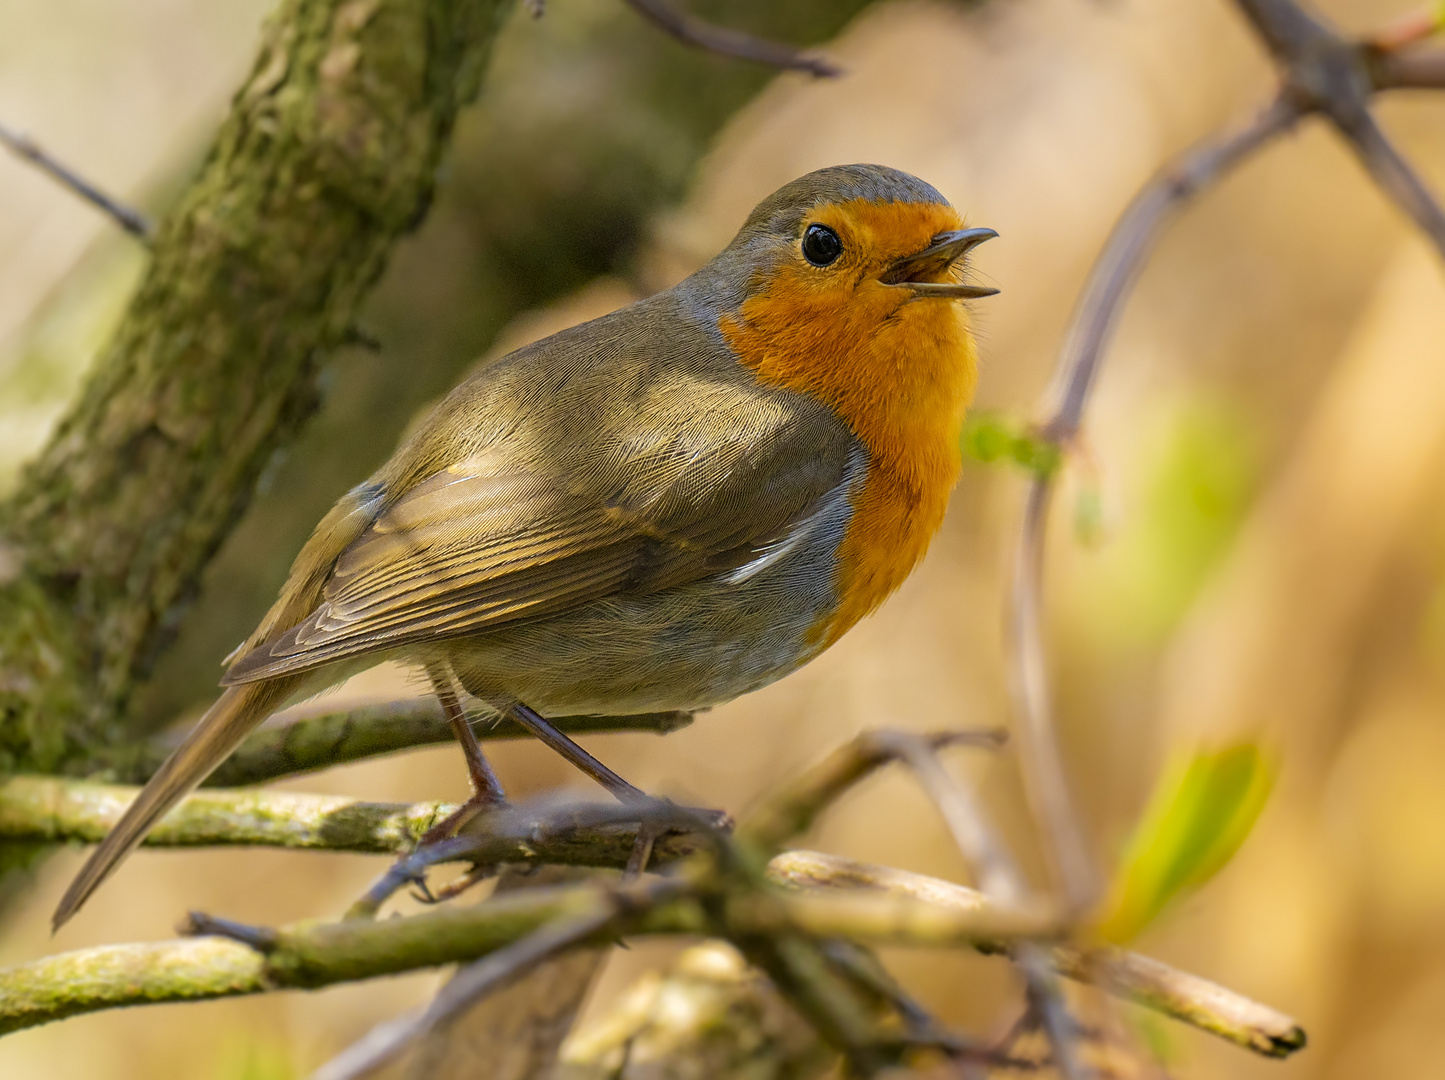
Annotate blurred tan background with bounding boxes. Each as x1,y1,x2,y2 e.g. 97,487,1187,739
3,0,1445,1076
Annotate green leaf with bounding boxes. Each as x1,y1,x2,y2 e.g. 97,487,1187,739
1098,742,1275,943
959,412,1061,476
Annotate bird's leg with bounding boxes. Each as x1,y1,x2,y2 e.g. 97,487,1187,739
419,662,507,845
506,700,644,802
506,700,662,875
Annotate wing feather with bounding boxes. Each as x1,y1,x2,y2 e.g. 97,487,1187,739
223,353,857,686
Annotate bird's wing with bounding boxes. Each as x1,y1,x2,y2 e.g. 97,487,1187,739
222,405,855,684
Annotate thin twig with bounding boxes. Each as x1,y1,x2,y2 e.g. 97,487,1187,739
1372,46,1445,88
737,728,1006,854
880,733,1089,1080
1328,103,1445,258
1010,96,1303,919
1042,95,1303,444
621,0,841,78
0,119,153,239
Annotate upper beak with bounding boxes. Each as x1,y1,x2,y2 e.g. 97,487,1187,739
881,227,999,299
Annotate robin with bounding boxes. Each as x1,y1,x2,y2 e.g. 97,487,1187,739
54,163,997,928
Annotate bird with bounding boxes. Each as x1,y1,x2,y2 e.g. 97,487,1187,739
53,163,997,929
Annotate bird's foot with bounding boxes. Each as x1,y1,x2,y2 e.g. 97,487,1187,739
419,788,508,846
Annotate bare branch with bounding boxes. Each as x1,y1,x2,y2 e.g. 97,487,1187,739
0,841,1302,1056
1050,946,1307,1059
621,0,841,78
1373,47,1445,88
878,732,1087,1079
1010,96,1303,919
0,119,153,239
1043,96,1303,443
347,797,726,917
768,851,1306,1059
0,937,266,1035
736,728,1005,854
1230,0,1336,62
1327,104,1445,258
0,864,1060,1037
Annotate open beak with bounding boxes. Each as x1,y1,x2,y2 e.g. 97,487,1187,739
881,227,999,299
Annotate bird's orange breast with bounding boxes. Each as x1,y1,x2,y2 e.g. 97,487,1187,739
719,199,980,646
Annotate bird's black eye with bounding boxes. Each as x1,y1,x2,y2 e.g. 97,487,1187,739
801,223,842,267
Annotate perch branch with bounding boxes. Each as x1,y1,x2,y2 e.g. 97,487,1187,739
621,0,841,78
0,119,153,239
1328,103,1445,257
0,780,719,871
0,876,1056,1036
1373,46,1445,88
0,847,1301,1056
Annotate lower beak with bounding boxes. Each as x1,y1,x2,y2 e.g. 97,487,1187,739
881,227,999,299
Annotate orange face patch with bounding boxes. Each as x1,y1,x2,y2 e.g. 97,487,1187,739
720,198,982,644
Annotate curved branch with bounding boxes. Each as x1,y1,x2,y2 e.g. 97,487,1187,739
1010,96,1303,916
621,0,841,78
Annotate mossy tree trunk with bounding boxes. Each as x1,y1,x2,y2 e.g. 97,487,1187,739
0,0,516,774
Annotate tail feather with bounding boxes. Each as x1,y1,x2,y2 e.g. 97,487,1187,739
52,679,295,931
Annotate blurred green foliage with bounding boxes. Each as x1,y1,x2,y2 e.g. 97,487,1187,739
213,1034,296,1080
1098,741,1274,944
960,410,1061,475
1068,399,1260,649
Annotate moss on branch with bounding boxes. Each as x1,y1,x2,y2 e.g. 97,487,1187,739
0,0,518,771
0,776,451,853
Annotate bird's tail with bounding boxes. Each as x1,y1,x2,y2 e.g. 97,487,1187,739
52,678,295,930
